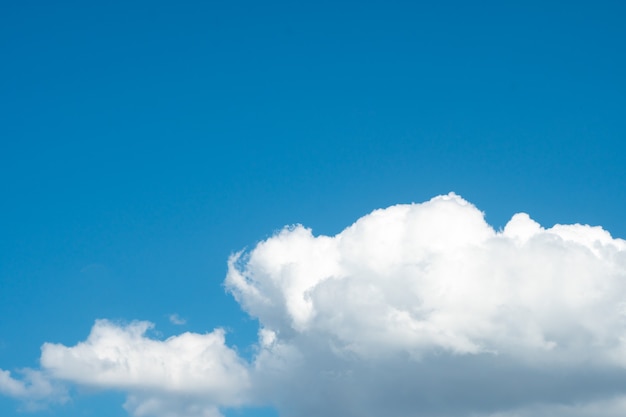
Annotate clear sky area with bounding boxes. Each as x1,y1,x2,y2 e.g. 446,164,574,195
1,1,626,416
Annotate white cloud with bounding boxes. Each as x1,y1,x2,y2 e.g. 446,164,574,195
40,320,250,417
4,193,626,417
227,193,626,416
0,368,67,410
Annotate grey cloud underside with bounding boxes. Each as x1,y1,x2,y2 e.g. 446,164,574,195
254,345,626,417
3,193,626,417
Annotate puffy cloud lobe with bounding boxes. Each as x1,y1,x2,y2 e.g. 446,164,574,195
227,194,626,360
227,193,626,416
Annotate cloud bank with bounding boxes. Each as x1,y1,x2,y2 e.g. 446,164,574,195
3,193,626,417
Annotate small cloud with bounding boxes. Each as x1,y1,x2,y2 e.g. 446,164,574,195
168,314,187,325
0,368,68,410
40,320,250,416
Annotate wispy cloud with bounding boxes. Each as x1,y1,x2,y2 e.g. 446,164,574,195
168,314,187,325
0,368,68,411
3,194,626,417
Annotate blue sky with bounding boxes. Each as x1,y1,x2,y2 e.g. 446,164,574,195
1,1,626,416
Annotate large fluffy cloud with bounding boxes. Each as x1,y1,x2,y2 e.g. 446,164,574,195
3,193,626,417
226,193,626,416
